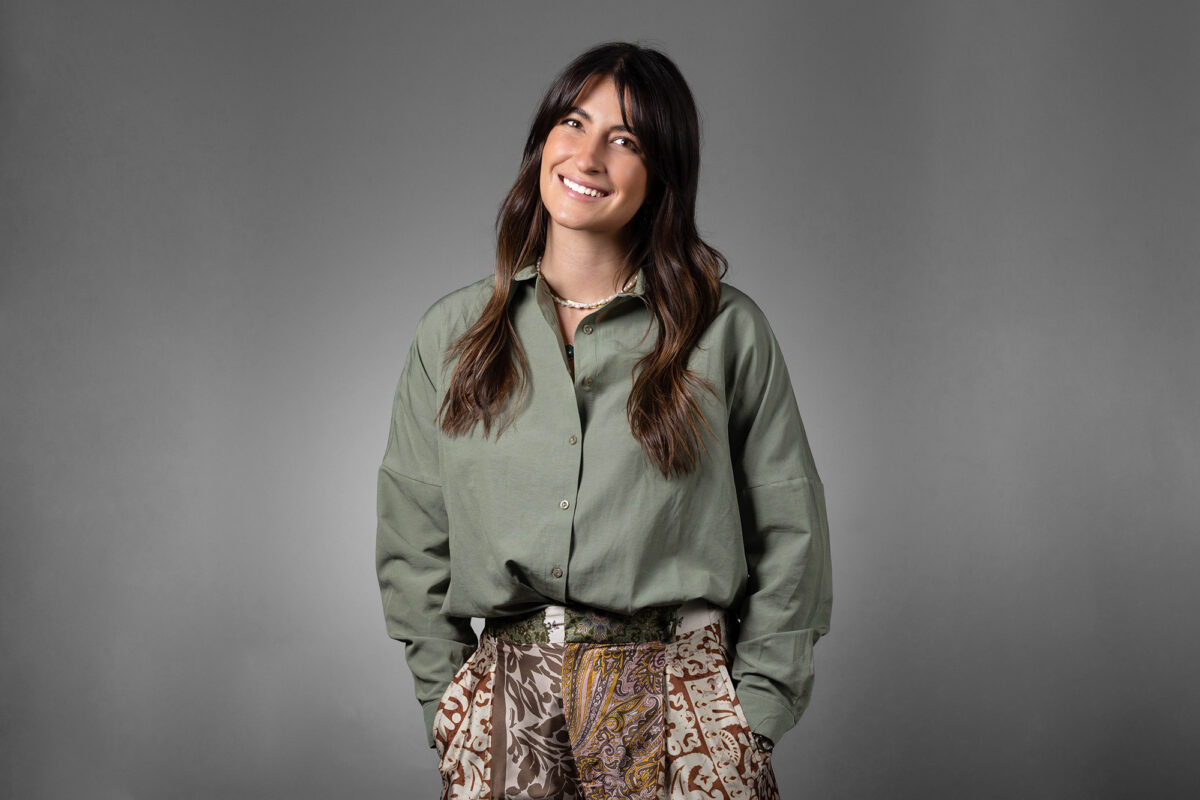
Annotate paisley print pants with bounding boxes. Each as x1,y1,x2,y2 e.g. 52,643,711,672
432,602,780,800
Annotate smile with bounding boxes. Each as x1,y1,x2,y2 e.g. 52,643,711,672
559,174,610,198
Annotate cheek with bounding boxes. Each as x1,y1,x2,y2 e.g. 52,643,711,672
538,147,556,192
626,166,649,204
541,133,568,166
540,146,567,192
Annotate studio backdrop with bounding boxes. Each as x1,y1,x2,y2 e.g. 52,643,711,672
2,1,1198,798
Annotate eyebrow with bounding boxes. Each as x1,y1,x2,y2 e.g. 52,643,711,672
566,106,635,135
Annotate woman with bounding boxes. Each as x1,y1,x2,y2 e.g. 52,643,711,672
376,42,831,800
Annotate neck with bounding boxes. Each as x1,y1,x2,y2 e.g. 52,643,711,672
539,226,632,301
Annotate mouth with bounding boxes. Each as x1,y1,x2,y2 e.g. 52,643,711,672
559,174,610,199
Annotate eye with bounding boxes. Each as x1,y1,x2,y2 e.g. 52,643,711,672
614,136,641,153
562,117,583,129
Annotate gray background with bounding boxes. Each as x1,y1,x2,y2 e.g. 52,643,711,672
3,1,1197,798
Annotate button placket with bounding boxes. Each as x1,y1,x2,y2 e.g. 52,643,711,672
573,318,598,391
529,298,581,605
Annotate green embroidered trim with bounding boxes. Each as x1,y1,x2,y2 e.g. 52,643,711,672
487,604,681,644
489,612,551,643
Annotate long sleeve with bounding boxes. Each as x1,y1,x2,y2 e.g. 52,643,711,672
376,328,476,749
726,304,833,746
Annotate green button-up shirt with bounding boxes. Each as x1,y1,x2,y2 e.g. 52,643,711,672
376,262,832,748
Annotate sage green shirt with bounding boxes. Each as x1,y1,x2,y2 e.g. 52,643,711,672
376,261,832,748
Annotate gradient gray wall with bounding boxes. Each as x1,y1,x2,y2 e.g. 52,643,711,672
3,1,1197,798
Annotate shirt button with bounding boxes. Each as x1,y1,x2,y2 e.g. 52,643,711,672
568,435,578,445
552,567,564,578
560,499,570,509
582,324,593,335
582,376,594,387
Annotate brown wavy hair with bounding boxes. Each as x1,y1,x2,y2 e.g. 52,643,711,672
438,42,727,477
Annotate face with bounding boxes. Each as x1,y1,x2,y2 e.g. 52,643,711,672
538,75,649,240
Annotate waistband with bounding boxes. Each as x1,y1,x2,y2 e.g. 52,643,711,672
484,599,722,645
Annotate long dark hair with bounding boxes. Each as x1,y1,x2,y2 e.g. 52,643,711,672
438,42,727,477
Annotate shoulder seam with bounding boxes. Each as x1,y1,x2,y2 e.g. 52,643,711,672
741,475,820,493
380,462,443,489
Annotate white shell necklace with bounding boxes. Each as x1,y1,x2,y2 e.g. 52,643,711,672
533,256,638,310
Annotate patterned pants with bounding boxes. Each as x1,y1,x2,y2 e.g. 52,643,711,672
432,604,780,799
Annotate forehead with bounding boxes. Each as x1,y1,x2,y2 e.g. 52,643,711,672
570,74,631,121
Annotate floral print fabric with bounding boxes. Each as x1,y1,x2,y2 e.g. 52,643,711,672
433,613,778,800
433,634,497,800
564,642,667,799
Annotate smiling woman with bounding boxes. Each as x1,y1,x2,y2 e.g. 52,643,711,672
539,76,649,238
376,41,831,800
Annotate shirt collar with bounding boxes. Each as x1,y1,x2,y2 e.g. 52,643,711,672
511,259,646,299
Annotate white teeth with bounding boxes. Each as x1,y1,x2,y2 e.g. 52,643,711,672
562,176,606,197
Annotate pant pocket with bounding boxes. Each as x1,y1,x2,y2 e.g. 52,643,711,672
665,623,765,799
434,636,497,800
716,658,772,774
433,659,474,744
715,642,780,800
715,652,768,780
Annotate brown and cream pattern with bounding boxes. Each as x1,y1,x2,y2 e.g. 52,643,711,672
664,620,778,800
434,612,779,800
433,635,497,800
494,640,580,799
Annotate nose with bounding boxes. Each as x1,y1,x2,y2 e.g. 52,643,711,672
573,131,606,174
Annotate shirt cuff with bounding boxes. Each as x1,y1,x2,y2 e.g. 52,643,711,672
737,686,796,746
422,698,440,749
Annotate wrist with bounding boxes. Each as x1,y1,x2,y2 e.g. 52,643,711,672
752,732,775,753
